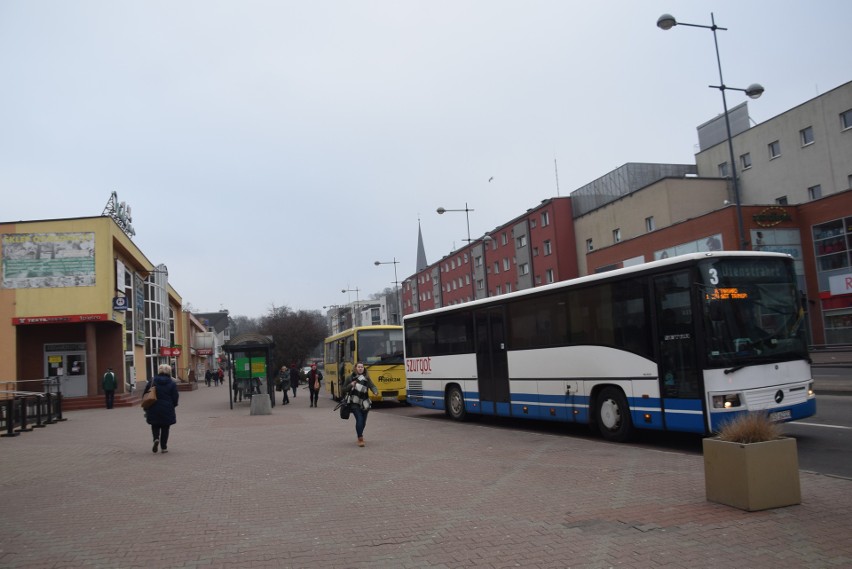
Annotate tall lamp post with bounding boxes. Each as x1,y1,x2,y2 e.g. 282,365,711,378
437,203,475,301
342,287,360,327
657,12,764,250
374,258,401,324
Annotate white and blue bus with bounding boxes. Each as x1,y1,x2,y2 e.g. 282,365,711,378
403,252,816,441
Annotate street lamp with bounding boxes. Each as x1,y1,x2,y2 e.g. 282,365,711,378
342,287,360,326
437,203,475,301
436,203,473,243
374,258,401,324
657,12,764,250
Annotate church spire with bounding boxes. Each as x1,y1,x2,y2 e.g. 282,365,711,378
416,219,428,272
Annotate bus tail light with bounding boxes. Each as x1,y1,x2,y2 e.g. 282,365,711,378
712,393,742,409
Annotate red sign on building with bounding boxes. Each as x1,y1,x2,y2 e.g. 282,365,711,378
13,314,109,325
159,347,182,357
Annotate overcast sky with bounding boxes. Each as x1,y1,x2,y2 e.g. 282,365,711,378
2,1,849,318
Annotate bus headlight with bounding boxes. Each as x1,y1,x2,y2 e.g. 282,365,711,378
712,393,742,409
808,381,815,397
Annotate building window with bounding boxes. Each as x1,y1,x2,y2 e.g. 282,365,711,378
493,262,499,274
808,185,822,200
474,255,482,267
465,274,470,285
841,109,852,130
740,152,752,170
800,126,814,146
586,238,593,252
776,196,788,205
495,284,501,295
645,216,655,232
768,140,781,159
718,162,729,178
501,232,508,245
541,211,550,227
505,283,512,293
516,235,527,248
545,269,554,284
535,275,541,285
612,228,621,243
532,247,538,257
519,263,529,276
530,220,536,229
543,240,552,255
813,218,850,272
476,279,484,290
463,253,468,263
503,258,510,271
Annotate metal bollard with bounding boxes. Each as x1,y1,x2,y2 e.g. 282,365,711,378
33,395,46,428
1,398,19,437
17,397,33,433
44,393,57,425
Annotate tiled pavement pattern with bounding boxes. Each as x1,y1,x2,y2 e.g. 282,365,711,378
1,385,851,569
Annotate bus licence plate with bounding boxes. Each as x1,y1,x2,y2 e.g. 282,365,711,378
769,410,791,422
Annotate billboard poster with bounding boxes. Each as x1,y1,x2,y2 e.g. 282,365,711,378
1,232,95,289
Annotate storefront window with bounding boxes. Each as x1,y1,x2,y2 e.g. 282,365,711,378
813,218,852,345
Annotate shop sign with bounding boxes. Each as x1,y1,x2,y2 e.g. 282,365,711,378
753,206,792,227
13,314,108,325
828,273,852,296
113,296,128,311
196,348,214,356
159,346,182,357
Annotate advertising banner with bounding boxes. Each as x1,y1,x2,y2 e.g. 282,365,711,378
1,232,95,289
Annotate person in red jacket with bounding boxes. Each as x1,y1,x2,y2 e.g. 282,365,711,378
306,363,323,408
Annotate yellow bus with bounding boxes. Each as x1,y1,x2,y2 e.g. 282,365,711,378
324,325,406,403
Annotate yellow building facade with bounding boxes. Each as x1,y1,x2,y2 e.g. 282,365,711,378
1,216,188,400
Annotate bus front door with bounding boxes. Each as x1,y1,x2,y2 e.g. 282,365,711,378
653,271,704,433
475,308,510,415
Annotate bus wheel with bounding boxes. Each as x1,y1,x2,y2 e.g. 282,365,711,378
595,387,633,442
446,386,467,421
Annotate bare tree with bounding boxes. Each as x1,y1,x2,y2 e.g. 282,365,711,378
259,306,327,371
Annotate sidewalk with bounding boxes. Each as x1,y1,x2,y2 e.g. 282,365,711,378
1,385,850,568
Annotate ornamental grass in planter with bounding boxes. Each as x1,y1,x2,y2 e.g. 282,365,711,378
703,412,801,511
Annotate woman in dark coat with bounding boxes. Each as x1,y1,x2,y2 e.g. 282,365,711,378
144,363,179,454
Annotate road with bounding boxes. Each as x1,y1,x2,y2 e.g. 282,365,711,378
381,367,852,479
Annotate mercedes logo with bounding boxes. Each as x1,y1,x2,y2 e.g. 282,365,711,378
774,390,784,404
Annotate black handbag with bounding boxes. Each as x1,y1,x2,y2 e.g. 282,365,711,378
335,396,351,420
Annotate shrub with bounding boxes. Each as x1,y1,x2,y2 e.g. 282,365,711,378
716,412,782,443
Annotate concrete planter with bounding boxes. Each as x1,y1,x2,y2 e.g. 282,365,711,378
703,436,801,511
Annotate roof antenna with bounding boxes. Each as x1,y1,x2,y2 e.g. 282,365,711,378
554,158,561,197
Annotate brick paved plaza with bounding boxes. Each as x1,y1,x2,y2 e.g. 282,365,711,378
1,384,851,568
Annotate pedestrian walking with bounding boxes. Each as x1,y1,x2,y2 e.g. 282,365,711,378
289,364,300,398
217,368,224,386
306,363,323,407
205,369,212,387
102,367,117,409
341,362,378,447
279,366,290,405
143,364,179,454
233,378,244,402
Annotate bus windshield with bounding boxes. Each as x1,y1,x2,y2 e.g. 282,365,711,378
358,328,404,364
699,257,807,366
